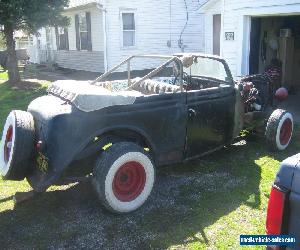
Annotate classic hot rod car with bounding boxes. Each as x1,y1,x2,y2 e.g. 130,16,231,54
0,54,294,213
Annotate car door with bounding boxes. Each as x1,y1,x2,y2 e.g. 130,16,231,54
185,56,236,159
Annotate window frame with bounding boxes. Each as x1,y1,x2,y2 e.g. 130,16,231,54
120,9,137,49
78,12,89,51
75,11,92,51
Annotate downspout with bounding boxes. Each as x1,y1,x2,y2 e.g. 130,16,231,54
97,1,108,72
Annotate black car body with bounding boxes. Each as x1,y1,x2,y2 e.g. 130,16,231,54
0,54,294,212
25,54,238,191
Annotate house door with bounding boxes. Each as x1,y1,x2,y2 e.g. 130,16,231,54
213,14,221,55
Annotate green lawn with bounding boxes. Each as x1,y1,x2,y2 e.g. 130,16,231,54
0,71,8,80
0,79,48,129
0,78,299,249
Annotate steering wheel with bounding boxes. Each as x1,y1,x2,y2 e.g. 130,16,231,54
181,72,193,91
173,71,190,85
183,72,190,82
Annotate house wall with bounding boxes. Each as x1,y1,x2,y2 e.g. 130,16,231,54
34,0,206,73
27,29,51,64
203,0,300,78
55,50,104,71
54,4,105,72
105,0,206,71
203,0,222,54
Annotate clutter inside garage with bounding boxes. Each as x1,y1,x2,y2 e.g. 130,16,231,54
249,15,300,94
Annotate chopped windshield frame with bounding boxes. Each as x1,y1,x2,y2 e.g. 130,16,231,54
91,55,184,92
183,56,233,84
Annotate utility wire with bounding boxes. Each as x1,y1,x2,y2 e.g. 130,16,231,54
179,0,189,45
178,0,211,50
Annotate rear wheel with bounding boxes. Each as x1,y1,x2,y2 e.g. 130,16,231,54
0,110,35,180
265,109,293,151
93,142,155,213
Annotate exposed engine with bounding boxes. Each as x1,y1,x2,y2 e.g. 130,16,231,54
238,73,289,114
238,81,263,113
237,72,286,113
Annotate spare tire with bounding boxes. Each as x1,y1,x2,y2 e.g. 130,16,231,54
265,109,293,151
0,110,35,180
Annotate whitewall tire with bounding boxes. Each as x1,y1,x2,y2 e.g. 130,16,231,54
0,110,35,180
265,109,293,151
0,112,16,177
93,142,155,213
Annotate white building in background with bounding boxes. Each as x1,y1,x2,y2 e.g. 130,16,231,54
29,0,206,72
200,0,300,90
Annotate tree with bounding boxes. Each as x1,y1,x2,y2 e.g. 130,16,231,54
0,0,69,83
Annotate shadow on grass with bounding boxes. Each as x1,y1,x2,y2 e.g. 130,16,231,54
0,119,299,248
0,138,266,249
1,80,42,90
0,196,14,203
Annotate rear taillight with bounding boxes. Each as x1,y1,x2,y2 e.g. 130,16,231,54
266,185,287,235
36,141,43,152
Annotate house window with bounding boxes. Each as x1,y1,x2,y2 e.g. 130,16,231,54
75,12,92,51
55,27,69,50
79,13,88,50
122,12,136,47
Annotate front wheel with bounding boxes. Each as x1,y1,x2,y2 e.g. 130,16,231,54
265,109,293,151
93,142,155,213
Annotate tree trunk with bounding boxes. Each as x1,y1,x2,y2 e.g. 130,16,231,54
4,26,21,83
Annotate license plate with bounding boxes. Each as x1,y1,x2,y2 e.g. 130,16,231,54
36,152,49,173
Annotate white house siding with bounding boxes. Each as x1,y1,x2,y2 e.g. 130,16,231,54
55,50,104,72
203,0,300,78
203,0,222,54
27,28,55,64
105,0,206,71
54,4,105,72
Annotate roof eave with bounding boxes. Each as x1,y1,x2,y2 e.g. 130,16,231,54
64,2,103,12
199,0,220,12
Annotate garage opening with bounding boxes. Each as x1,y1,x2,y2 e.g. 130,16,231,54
249,15,300,93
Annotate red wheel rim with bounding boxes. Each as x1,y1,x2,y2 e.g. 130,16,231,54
112,161,146,202
4,126,13,164
279,118,292,145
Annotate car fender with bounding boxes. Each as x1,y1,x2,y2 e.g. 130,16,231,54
74,125,157,161
28,124,157,192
